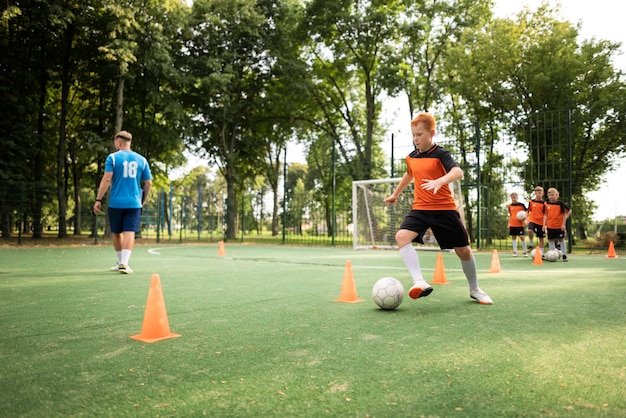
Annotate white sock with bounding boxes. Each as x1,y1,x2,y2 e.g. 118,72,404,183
512,240,518,253
522,241,527,253
121,249,132,266
399,244,424,283
461,258,479,289
116,251,122,264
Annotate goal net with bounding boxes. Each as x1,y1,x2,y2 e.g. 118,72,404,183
351,178,466,250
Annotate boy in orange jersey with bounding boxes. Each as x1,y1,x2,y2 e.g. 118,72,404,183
543,187,572,262
527,186,546,254
384,113,492,305
507,192,528,257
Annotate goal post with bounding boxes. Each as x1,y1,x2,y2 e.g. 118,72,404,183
351,178,466,250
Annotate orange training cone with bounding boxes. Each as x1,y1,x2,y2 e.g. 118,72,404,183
431,253,450,284
606,241,618,258
130,274,181,343
218,240,226,256
334,260,364,303
532,247,543,265
488,250,501,273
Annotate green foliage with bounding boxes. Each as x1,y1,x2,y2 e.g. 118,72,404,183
3,0,626,243
445,4,626,236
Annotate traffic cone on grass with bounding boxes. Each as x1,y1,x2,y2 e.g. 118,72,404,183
218,240,226,256
532,248,543,265
130,274,181,343
606,241,618,258
334,260,364,303
488,250,501,273
431,253,450,284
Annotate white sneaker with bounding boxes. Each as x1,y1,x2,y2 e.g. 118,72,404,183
470,288,493,305
408,280,433,299
119,264,133,274
512,253,518,257
110,264,120,272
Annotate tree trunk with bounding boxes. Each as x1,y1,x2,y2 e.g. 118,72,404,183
116,76,124,132
73,174,82,235
225,169,237,241
56,24,82,239
32,56,47,239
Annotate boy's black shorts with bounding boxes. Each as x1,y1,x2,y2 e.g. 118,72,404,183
547,228,566,240
400,210,469,249
528,222,545,238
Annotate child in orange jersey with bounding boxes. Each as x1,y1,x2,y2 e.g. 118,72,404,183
384,113,492,305
527,186,546,254
543,187,572,262
507,192,528,257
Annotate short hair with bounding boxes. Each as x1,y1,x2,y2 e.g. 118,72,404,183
547,187,559,196
510,192,518,198
115,130,132,141
411,113,436,132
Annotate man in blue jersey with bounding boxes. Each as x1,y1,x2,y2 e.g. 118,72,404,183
93,131,152,274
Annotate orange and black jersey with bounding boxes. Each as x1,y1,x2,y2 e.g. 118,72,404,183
508,202,526,227
527,199,546,224
405,144,459,210
545,200,570,229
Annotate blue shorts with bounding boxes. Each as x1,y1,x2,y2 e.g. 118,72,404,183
400,210,469,249
108,208,142,233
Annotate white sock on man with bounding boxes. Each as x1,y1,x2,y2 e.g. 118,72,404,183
116,251,122,264
120,249,132,266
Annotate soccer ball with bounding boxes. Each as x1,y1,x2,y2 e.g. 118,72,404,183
516,211,527,221
372,277,404,310
544,250,560,262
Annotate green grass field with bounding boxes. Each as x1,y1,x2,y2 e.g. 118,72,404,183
0,243,624,417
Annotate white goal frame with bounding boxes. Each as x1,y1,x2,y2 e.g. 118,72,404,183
351,178,466,250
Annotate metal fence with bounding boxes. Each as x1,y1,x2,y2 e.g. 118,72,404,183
0,182,354,247
2,179,624,255
2,110,625,255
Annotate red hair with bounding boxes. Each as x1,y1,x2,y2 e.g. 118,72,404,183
411,113,436,132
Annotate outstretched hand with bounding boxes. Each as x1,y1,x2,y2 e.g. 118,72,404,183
421,178,445,194
384,195,397,206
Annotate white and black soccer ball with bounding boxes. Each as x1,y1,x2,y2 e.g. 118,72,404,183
372,277,404,310
544,250,560,262
516,211,527,221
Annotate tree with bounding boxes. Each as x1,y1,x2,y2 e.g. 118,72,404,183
299,0,401,182
0,2,50,237
448,4,626,241
387,0,492,115
183,0,284,240
118,0,189,173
